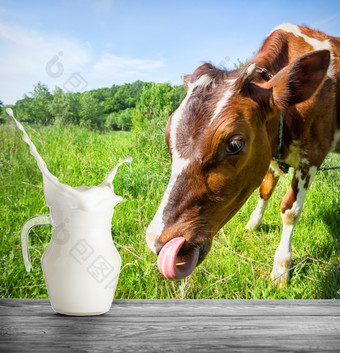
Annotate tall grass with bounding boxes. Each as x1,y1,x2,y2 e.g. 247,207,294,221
0,120,339,299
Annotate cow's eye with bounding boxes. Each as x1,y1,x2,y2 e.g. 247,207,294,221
225,137,245,155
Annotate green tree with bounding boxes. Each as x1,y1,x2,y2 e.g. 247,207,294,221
132,82,177,152
105,112,119,130
172,85,186,108
49,87,80,126
116,107,134,130
105,107,134,131
104,81,152,114
90,87,113,102
14,96,35,123
133,82,175,127
9,79,187,130
28,82,54,125
79,91,105,129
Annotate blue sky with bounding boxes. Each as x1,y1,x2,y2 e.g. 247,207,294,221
1,0,339,104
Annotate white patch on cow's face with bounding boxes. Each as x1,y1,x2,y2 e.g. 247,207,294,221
146,157,189,246
209,80,236,126
147,73,222,241
146,84,197,240
271,23,335,79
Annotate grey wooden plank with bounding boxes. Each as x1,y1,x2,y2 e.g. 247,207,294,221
0,317,340,343
1,299,339,316
0,337,339,353
0,299,339,353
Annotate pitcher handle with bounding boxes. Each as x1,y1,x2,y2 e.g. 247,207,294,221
21,214,52,272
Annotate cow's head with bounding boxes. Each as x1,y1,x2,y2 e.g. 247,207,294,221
146,50,330,280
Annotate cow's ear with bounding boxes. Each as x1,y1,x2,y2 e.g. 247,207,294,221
271,50,330,110
181,73,191,91
235,63,257,92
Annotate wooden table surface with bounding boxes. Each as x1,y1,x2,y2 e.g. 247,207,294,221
0,299,339,352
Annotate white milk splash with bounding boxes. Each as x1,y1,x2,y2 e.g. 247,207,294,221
7,108,132,316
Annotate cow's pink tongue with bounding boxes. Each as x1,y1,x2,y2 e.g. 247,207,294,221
157,237,199,280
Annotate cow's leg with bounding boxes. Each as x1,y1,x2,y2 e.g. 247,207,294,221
271,165,317,288
245,165,281,230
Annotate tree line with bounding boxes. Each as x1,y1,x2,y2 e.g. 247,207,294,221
0,81,186,131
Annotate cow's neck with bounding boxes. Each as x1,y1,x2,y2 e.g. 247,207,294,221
264,110,287,166
252,52,295,173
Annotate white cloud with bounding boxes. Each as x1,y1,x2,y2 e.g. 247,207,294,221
0,21,91,103
0,21,165,104
93,53,164,77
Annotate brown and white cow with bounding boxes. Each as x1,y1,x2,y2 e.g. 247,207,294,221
146,23,340,287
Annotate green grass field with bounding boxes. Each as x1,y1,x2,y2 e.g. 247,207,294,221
0,122,339,299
